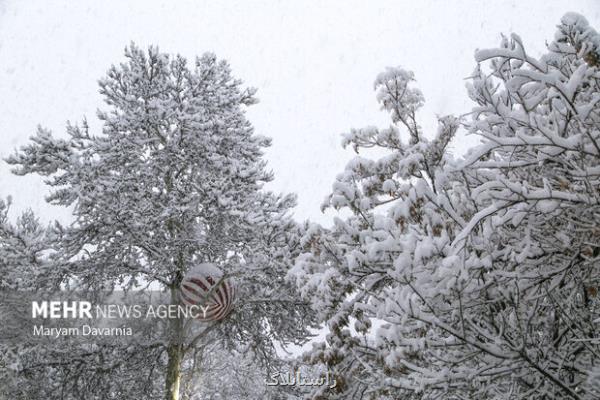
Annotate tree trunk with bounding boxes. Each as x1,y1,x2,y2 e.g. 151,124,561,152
165,342,183,400
165,286,185,400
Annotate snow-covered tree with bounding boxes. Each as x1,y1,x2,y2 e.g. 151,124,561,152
290,13,600,400
186,340,309,400
289,64,468,399
456,12,600,399
2,44,315,400
0,197,50,291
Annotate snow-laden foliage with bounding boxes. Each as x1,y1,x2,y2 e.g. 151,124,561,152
1,44,315,400
0,198,52,290
187,340,311,400
289,13,600,400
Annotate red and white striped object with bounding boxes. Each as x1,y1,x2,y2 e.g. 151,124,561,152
180,263,235,321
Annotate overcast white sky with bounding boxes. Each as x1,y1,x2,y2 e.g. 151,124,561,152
0,0,598,225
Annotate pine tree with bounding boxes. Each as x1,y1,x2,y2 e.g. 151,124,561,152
3,44,314,400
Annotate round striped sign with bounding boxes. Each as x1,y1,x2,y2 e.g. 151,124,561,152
180,263,235,321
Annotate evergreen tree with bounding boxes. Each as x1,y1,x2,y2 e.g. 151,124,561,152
3,44,314,400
